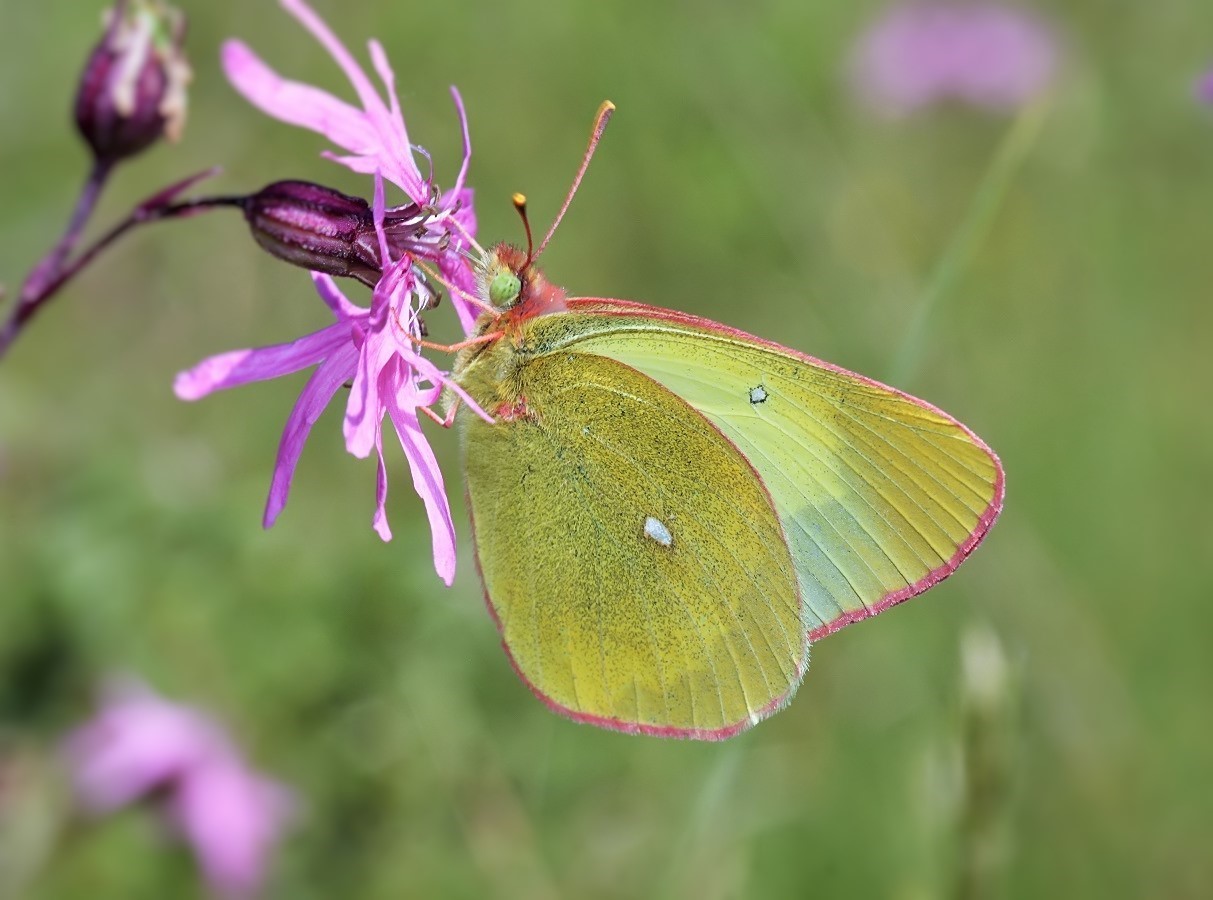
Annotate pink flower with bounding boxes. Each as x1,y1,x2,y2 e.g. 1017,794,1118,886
169,757,294,900
850,2,1058,117
64,680,292,900
1197,67,1213,104
175,0,490,584
64,680,222,810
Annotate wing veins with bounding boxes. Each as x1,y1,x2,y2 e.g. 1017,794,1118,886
584,425,793,702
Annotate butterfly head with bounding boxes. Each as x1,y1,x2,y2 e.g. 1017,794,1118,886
479,242,565,319
480,243,525,311
473,101,615,323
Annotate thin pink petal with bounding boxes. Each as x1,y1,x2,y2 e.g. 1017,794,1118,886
310,273,364,320
372,171,391,266
364,39,426,198
449,86,472,196
369,40,404,133
221,41,375,151
279,0,393,129
371,425,392,542
174,324,350,401
275,0,423,197
385,387,456,585
263,346,359,527
343,254,416,459
342,323,393,460
170,759,294,900
439,254,482,336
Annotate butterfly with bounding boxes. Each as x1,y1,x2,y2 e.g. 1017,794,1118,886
447,102,1003,740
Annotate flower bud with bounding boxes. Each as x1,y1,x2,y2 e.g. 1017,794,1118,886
241,181,382,286
240,181,440,288
75,0,191,165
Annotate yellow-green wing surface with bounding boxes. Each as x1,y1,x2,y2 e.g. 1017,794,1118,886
516,298,1004,640
459,345,807,739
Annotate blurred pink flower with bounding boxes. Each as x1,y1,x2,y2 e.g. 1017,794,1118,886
64,680,292,900
175,0,490,583
170,756,294,900
1197,67,1213,104
850,2,1058,117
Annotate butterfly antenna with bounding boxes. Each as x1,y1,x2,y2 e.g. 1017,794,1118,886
512,192,535,266
534,100,615,260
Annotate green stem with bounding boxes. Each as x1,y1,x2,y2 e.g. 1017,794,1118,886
888,99,1049,387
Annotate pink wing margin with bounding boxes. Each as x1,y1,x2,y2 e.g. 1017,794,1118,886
466,492,811,742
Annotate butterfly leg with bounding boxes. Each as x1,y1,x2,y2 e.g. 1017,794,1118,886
419,396,462,428
411,332,504,354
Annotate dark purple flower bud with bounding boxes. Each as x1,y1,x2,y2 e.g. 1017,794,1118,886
75,0,191,165
241,180,438,289
241,181,381,286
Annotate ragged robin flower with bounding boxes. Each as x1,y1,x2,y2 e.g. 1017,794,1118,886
850,2,1058,117
64,679,293,900
175,0,490,584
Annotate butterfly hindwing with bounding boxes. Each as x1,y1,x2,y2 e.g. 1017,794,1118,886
517,298,1004,639
461,344,807,739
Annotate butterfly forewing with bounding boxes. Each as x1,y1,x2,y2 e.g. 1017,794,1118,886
521,299,1004,639
461,346,807,739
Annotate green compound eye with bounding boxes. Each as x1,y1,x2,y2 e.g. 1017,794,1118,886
489,271,522,306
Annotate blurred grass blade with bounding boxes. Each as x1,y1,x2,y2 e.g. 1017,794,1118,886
956,624,1019,900
890,99,1050,387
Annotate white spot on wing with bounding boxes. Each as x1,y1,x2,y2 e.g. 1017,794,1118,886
749,385,768,404
643,516,673,547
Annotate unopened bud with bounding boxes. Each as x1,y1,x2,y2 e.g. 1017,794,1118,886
75,0,191,165
241,181,439,288
241,181,382,286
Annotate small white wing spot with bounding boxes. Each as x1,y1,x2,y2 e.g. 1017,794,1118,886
643,516,673,547
749,385,768,404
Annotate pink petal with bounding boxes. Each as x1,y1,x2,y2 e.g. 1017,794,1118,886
372,171,391,267
170,758,294,900
371,424,392,541
368,40,404,134
440,252,482,337
384,374,457,584
62,680,231,814
174,322,351,401
341,326,391,460
1198,68,1213,104
342,253,415,460
311,272,364,320
263,346,359,527
221,40,375,152
278,0,424,198
448,86,472,197
280,0,394,131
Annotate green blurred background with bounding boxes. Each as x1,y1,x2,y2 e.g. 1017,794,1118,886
2,0,1212,897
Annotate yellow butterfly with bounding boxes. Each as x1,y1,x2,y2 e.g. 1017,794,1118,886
450,103,1002,740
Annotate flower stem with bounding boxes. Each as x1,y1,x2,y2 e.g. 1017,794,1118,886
887,99,1049,387
0,160,113,357
0,167,234,361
